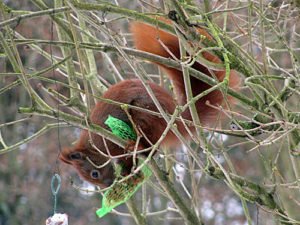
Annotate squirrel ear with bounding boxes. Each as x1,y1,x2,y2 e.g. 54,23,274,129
60,147,84,165
60,146,86,165
59,147,73,165
69,152,83,160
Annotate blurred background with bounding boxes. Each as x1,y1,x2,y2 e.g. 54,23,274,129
0,0,300,225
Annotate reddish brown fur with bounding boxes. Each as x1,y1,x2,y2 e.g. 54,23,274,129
131,20,240,124
60,19,241,188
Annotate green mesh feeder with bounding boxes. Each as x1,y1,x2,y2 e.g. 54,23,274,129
96,115,152,218
104,115,137,140
96,160,152,217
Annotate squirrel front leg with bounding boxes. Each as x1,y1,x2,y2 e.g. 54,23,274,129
116,139,145,176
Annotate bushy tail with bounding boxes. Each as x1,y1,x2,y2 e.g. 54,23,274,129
131,19,240,125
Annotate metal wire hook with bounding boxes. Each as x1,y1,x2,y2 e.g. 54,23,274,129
51,173,61,214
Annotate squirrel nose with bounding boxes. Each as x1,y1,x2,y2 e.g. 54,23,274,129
103,178,114,187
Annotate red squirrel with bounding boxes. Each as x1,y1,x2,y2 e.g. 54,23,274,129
60,18,240,188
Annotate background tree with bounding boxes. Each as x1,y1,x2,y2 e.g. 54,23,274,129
0,0,299,225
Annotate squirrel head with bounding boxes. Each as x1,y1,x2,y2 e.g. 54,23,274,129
60,146,115,188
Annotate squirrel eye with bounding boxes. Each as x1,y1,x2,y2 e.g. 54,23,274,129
90,170,100,179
